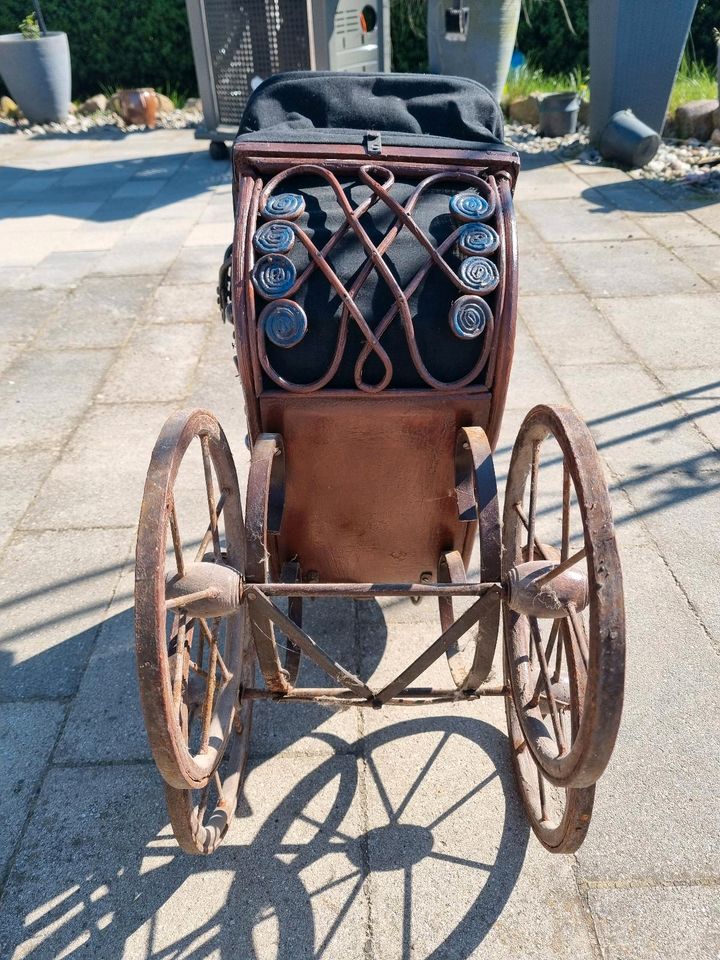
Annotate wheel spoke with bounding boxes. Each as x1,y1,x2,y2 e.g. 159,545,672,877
198,617,232,682
529,618,567,754
195,491,226,562
553,617,564,682
200,434,222,561
526,440,541,558
513,502,551,561
565,603,589,670
529,620,560,706
535,546,587,587
168,497,185,578
199,618,221,753
172,613,188,707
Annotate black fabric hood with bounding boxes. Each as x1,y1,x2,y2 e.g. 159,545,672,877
237,71,508,150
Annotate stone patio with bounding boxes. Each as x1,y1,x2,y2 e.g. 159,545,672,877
0,128,718,960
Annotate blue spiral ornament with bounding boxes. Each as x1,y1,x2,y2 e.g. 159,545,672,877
261,192,305,221
449,190,493,223
259,299,307,349
252,254,297,300
254,221,295,255
458,256,500,293
449,296,492,341
456,222,499,258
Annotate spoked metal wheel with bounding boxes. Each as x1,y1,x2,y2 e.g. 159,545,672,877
502,405,625,791
504,645,595,853
164,674,254,855
135,409,251,791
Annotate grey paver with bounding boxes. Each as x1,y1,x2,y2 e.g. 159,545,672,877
521,196,647,243
0,347,114,450
0,289,64,344
21,402,176,530
0,528,133,700
99,323,207,402
589,886,720,960
520,292,629,367
597,293,720,369
42,276,156,349
143,282,218,325
0,448,57,551
164,243,230,284
554,239,711,298
0,701,64,879
672,243,720,288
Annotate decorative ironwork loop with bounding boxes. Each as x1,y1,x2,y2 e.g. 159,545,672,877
456,222,499,257
449,296,492,340
261,192,305,221
252,254,297,300
259,299,308,349
458,256,500,294
254,221,296,255
450,189,495,223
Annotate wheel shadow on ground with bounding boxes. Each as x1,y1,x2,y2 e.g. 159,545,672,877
0,597,530,960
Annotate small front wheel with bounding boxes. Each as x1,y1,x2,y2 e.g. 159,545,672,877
209,140,229,161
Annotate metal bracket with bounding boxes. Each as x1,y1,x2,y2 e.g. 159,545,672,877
364,131,383,156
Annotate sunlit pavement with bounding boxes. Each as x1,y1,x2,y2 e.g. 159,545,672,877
0,128,719,959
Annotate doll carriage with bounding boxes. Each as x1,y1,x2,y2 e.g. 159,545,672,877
135,72,625,857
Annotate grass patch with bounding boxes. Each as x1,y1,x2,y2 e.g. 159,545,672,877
669,58,718,113
502,65,587,104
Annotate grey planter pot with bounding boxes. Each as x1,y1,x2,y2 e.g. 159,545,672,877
588,0,698,143
0,31,71,123
427,0,521,101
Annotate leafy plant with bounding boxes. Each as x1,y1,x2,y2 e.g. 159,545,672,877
18,12,40,39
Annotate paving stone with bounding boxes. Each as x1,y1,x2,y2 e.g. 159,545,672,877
142,282,218,325
14,251,104,290
654,368,720,449
21,402,176,530
111,178,169,200
553,239,711,298
361,703,597,960
0,528,133,700
0,448,57,551
503,320,567,410
672,244,720,288
4,201,103,230
520,292,629,367
184,221,232,247
585,181,683,214
589,886,720,960
100,323,207,402
575,537,720,884
513,164,586,202
0,756,367,960
521,197,647,243
518,239,579,297
0,288,62,344
597,293,720,368
42,276,156,349
0,701,65,880
0,348,113,450
635,212,720,247
164,243,229,284
91,237,188,278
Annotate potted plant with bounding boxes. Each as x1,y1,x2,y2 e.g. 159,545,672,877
0,3,71,124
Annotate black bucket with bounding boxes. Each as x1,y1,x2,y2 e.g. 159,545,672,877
599,109,661,169
538,92,581,137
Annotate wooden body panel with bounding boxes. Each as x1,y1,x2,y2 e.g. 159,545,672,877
260,392,491,582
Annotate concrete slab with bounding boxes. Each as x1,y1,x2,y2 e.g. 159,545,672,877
0,528,133,700
0,700,64,880
589,886,720,960
596,293,720,371
0,448,57,551
521,197,647,244
143,282,218,325
21,402,176,530
99,323,207,403
520,292,629,367
0,348,114,451
42,276,156,350
553,239,711,298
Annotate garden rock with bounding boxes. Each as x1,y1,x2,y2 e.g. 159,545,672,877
155,93,174,114
508,95,540,126
184,97,202,112
79,94,107,115
675,99,719,142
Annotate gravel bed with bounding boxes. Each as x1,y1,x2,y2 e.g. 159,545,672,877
505,121,720,195
0,106,202,138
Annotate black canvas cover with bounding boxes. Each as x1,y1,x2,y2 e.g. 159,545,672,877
237,71,508,150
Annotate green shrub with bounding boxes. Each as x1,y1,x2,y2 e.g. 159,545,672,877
18,12,41,40
0,0,196,101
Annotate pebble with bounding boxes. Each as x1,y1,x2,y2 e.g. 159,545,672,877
0,104,203,138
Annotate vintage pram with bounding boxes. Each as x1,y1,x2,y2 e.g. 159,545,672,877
135,73,625,857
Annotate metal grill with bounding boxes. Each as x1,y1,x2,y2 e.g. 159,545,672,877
202,0,312,126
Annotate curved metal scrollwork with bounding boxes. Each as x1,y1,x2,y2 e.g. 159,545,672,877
248,164,502,393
